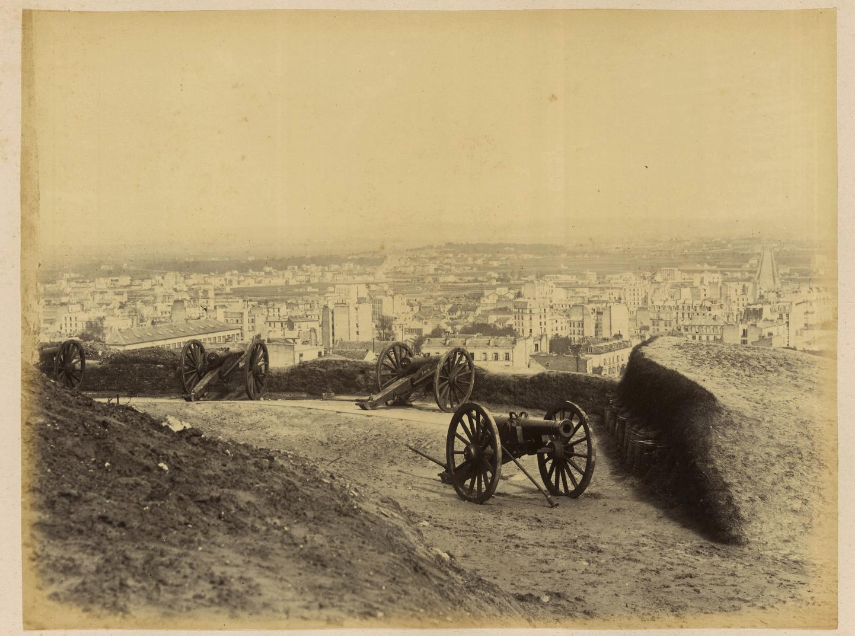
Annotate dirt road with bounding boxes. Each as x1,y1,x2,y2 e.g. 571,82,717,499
127,397,833,627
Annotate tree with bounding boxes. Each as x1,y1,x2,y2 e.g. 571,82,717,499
79,317,106,343
549,335,573,355
411,334,426,354
376,315,395,341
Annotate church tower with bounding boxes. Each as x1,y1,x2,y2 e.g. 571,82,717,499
755,248,780,292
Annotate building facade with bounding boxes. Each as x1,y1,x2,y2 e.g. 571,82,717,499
421,335,535,371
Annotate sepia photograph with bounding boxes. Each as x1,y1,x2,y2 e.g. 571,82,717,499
11,2,846,632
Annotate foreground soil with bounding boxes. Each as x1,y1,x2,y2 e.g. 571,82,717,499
134,396,836,628
22,368,527,629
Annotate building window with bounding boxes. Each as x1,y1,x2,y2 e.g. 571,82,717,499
493,353,499,361
504,353,510,361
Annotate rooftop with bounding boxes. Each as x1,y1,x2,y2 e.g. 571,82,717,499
106,319,240,346
423,336,520,348
329,340,397,360
583,340,633,355
529,354,583,373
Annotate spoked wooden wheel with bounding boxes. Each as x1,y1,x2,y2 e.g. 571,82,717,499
180,339,206,393
376,341,413,391
54,340,85,389
245,341,269,400
537,401,595,498
445,402,502,504
434,347,475,412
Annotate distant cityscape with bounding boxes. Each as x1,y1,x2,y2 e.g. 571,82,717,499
37,236,837,377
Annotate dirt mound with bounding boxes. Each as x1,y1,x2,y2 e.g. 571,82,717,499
38,341,179,366
22,366,525,629
101,347,180,366
72,349,616,417
265,358,375,396
38,344,181,395
37,340,109,368
471,368,615,415
82,363,181,396
617,337,836,549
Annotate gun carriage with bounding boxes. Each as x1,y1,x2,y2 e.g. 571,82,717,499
356,341,475,412
49,339,86,389
179,335,269,401
408,400,595,507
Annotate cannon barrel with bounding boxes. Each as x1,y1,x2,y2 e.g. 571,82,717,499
399,354,441,373
442,401,595,507
494,414,574,442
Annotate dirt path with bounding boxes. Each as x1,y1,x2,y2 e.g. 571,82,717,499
125,397,832,627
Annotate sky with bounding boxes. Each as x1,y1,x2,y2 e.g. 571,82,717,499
26,9,837,261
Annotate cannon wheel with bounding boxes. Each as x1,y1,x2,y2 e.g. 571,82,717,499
434,347,475,412
54,340,85,389
445,402,502,504
180,339,207,393
245,341,269,400
376,341,413,392
537,401,596,498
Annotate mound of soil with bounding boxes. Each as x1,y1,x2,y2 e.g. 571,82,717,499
71,348,617,417
101,347,180,366
265,358,375,396
38,342,179,367
471,368,616,415
37,341,109,369
617,337,836,550
38,343,181,395
82,363,181,396
22,366,525,629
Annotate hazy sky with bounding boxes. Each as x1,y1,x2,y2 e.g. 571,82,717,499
28,10,836,260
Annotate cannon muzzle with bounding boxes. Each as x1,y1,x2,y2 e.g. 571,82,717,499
495,414,575,442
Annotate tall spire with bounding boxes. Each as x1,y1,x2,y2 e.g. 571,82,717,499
756,248,780,291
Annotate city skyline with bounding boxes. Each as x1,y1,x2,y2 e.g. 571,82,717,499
39,228,835,271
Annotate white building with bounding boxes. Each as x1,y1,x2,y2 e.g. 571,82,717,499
322,302,374,349
421,335,536,371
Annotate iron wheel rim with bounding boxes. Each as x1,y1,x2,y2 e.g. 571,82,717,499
54,340,85,390
245,341,269,400
180,339,206,393
445,402,501,503
376,341,413,391
434,347,475,412
537,401,596,498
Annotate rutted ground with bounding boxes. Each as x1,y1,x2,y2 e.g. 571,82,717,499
134,396,835,628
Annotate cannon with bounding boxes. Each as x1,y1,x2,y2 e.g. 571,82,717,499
49,339,86,389
408,400,595,507
179,335,269,401
356,341,475,412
